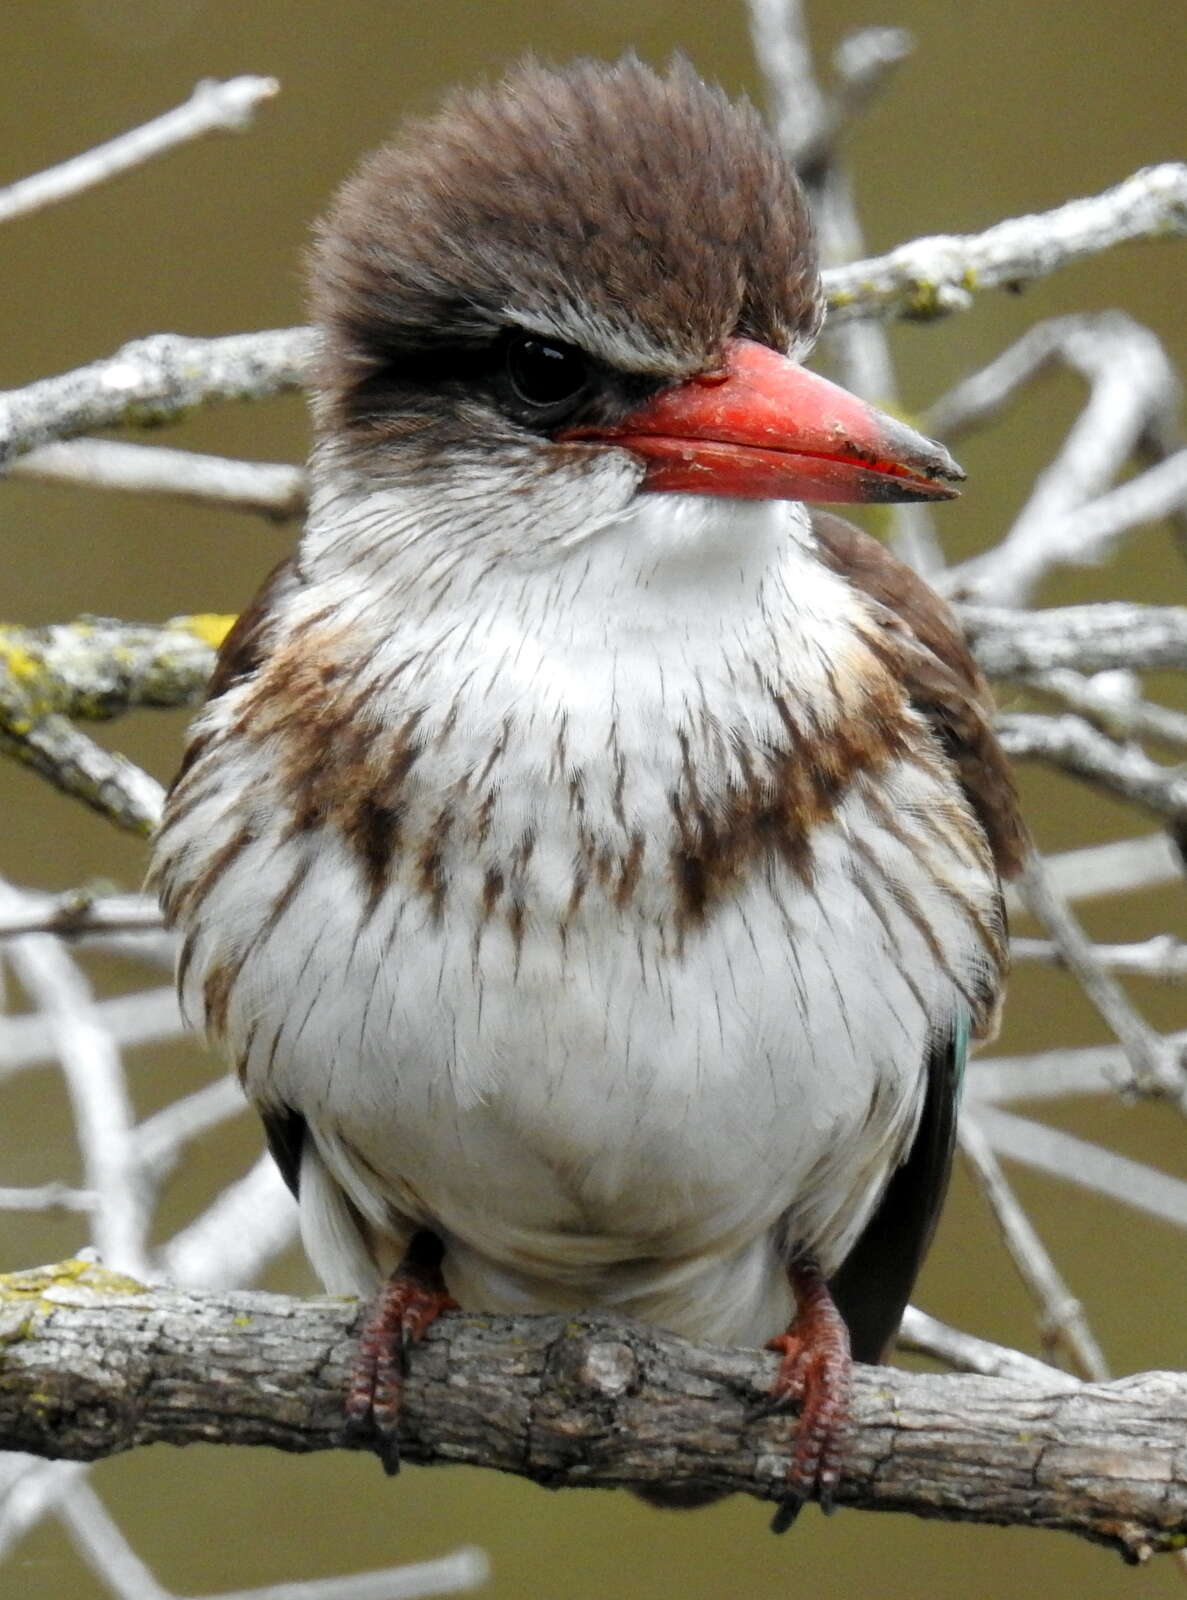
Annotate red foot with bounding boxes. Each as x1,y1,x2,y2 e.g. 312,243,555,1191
762,1257,852,1530
345,1231,457,1475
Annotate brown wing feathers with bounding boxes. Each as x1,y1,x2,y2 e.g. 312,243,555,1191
811,510,1025,882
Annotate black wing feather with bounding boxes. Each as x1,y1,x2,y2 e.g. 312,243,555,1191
827,1017,962,1363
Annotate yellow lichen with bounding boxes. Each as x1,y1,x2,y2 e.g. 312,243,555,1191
0,634,43,685
0,1259,148,1312
172,613,238,650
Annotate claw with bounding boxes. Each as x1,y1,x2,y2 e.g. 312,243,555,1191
762,1256,852,1522
345,1230,457,1473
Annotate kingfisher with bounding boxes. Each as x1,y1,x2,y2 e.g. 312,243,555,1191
152,56,1022,1525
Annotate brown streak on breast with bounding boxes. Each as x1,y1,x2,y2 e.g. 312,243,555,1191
615,830,646,909
481,864,505,921
203,958,236,1039
416,804,454,922
238,626,428,904
670,665,913,929
163,822,257,925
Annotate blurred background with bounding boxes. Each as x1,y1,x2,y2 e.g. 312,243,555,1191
0,0,1183,1596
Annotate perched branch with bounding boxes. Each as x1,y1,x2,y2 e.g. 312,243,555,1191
824,163,1187,322
0,1263,1183,1563
10,439,306,522
0,77,279,226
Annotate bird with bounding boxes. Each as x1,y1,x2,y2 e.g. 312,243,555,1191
151,56,1023,1525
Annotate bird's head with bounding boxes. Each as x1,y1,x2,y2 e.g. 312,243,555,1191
305,56,961,598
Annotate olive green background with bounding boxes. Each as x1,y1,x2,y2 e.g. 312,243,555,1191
1,1,1184,1596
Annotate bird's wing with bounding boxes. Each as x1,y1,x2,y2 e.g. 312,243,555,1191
810,509,1025,884
809,511,1023,1359
204,554,305,701
828,1009,968,1362
197,554,310,1199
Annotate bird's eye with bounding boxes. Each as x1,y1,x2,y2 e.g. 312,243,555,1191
505,334,590,415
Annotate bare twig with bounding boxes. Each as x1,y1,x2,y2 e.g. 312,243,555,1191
0,985,180,1078
896,1307,1080,1388
959,1114,1109,1378
1012,848,1184,1103
58,1479,488,1600
824,162,1187,323
977,1105,1187,1232
11,439,307,522
134,1078,243,1183
156,1154,296,1289
745,0,827,159
961,601,1187,677
956,452,1187,606
0,1457,89,1562
1022,669,1187,754
998,713,1187,834
929,314,1184,604
0,327,314,467
0,888,149,1276
0,167,1176,473
0,614,231,721
0,717,164,835
0,1184,96,1214
0,77,279,226
1026,834,1182,903
969,1032,1187,1105
1012,934,1187,980
0,616,210,830
57,1482,170,1600
928,312,1179,440
0,890,168,943
747,1,941,574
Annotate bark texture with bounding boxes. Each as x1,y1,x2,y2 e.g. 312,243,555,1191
1,1263,1183,1561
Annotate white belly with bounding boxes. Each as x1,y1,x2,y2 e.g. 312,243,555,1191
193,764,981,1347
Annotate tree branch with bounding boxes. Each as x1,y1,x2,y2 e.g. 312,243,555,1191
0,77,279,226
10,439,306,522
960,603,1187,677
996,712,1187,830
0,329,313,466
0,1262,1183,1562
824,163,1187,323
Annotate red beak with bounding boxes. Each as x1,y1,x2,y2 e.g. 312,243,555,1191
562,337,963,504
